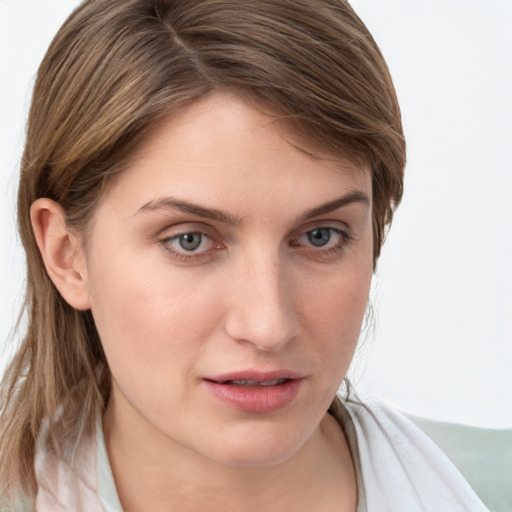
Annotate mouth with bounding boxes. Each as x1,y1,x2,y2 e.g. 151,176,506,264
213,378,289,387
202,370,304,413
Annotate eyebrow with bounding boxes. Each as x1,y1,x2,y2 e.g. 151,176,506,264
136,197,240,224
299,190,370,221
136,190,370,224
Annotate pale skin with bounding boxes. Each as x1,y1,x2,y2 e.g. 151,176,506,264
31,94,374,511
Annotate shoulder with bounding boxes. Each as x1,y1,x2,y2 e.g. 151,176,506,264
406,414,512,512
332,396,509,512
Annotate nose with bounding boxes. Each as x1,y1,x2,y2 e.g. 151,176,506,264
224,250,300,352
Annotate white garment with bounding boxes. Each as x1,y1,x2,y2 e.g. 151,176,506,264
34,397,490,512
34,422,101,512
332,399,489,512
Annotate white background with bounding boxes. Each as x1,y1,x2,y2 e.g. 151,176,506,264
1,1,511,428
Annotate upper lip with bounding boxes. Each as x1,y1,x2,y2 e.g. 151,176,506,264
204,369,304,383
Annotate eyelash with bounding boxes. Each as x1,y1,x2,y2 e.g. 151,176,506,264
289,225,352,256
160,225,352,262
160,230,221,262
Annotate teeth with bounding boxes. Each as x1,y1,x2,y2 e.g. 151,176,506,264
259,379,286,386
225,379,287,386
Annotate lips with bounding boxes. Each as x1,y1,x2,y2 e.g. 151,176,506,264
203,370,304,413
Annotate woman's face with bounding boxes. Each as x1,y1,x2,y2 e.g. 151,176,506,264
82,94,373,467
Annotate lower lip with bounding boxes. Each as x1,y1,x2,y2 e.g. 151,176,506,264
203,379,303,413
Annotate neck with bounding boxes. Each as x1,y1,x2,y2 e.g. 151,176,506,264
103,399,357,512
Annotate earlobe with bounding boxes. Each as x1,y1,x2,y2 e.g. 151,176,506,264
30,198,91,311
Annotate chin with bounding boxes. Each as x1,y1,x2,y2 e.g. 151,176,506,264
199,423,310,469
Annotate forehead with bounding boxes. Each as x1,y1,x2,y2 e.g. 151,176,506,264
99,94,371,216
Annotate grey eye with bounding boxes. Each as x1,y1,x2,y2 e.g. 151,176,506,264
178,233,202,251
307,228,331,247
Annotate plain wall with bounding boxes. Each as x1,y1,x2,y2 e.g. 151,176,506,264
1,0,511,428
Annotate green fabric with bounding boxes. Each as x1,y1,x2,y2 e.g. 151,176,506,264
408,416,512,512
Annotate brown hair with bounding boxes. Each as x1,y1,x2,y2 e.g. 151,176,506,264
0,0,405,505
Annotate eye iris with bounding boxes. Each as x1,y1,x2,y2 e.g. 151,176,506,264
308,228,331,247
179,233,202,251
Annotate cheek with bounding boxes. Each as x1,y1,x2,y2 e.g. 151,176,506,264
87,259,227,421
300,260,372,362
86,253,221,381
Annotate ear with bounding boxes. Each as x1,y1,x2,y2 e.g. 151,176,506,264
30,198,91,310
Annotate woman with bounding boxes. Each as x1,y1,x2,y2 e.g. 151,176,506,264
0,1,494,510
